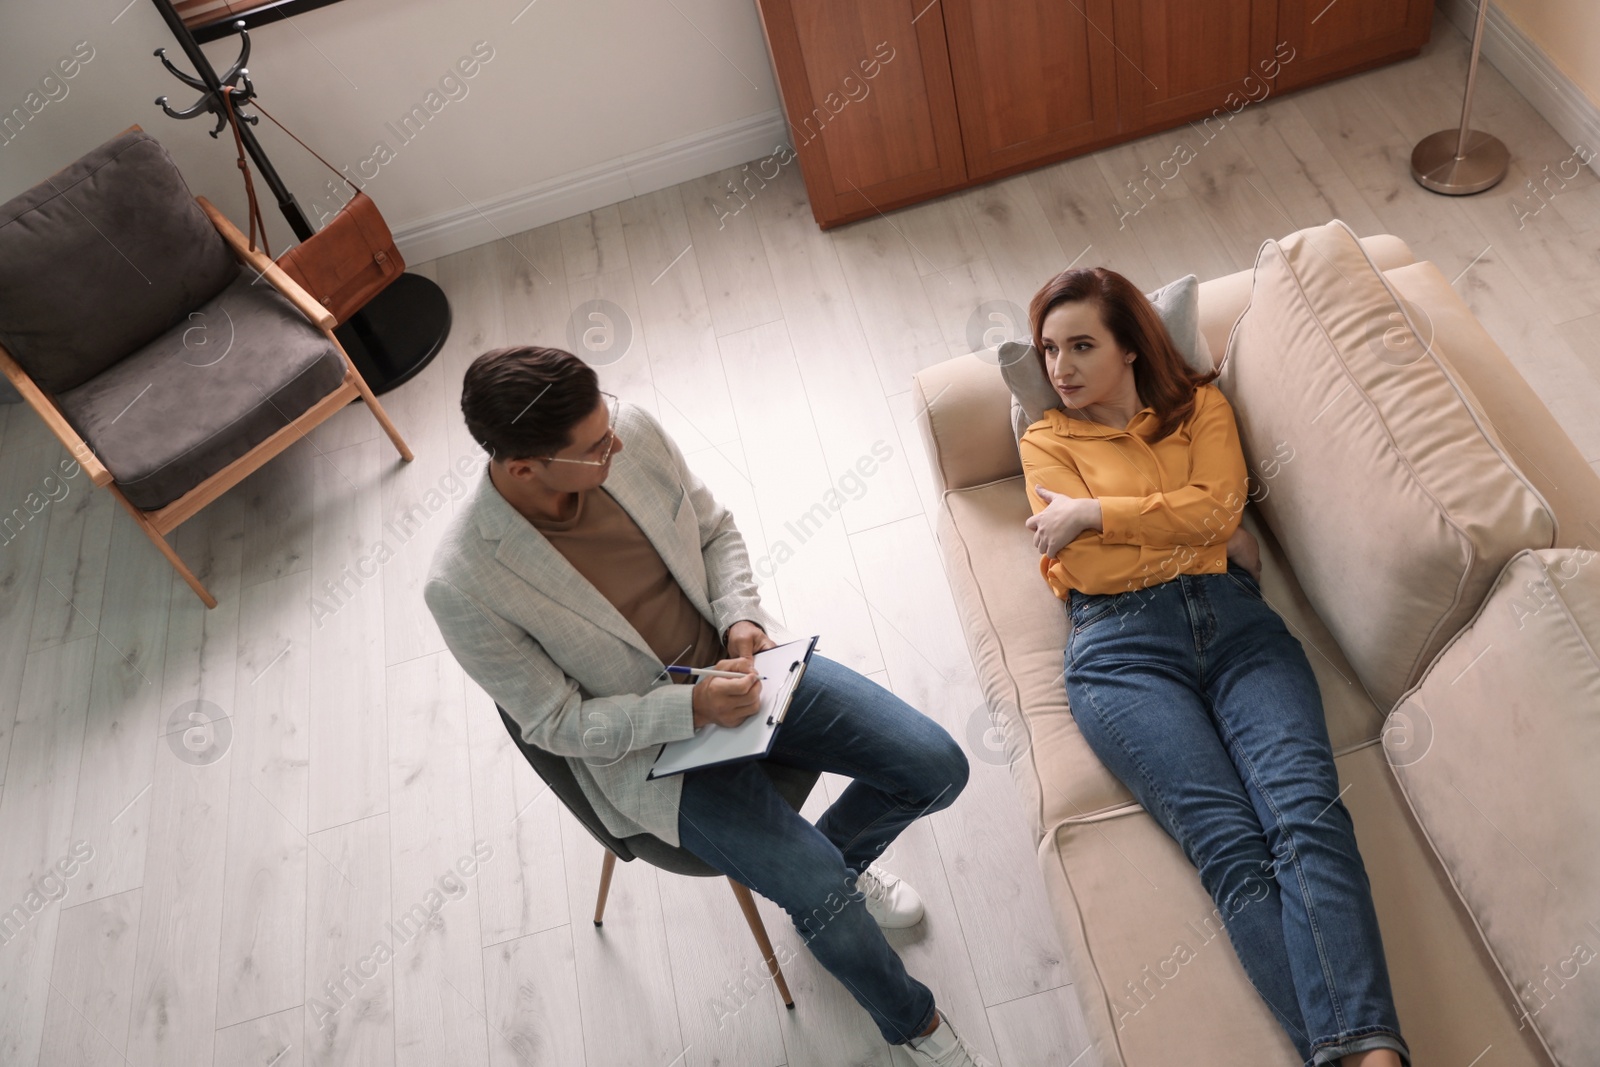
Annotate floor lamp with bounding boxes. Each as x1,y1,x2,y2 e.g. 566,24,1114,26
148,0,451,394
1410,0,1510,195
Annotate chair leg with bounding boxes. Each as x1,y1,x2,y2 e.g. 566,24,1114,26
728,878,794,1008
593,851,617,927
330,331,414,463
107,486,217,609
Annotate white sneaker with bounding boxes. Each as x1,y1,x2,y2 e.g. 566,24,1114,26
904,1013,994,1066
857,864,925,928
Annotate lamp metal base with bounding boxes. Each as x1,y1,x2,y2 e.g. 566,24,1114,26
1410,128,1510,195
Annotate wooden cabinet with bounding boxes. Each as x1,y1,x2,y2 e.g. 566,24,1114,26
1275,0,1433,91
752,0,967,225
756,0,1430,228
1110,0,1280,132
941,0,1120,181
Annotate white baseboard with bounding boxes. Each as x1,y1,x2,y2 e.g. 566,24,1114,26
393,108,791,264
1435,0,1600,180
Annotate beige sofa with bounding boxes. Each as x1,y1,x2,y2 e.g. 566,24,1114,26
912,223,1600,1067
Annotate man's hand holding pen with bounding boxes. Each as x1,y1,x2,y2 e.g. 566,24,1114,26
689,656,763,729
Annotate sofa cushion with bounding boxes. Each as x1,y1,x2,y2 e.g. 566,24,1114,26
937,477,1384,845
56,273,348,510
1385,260,1600,555
1385,547,1600,1066
1043,743,1556,1067
1219,220,1556,709
0,129,239,395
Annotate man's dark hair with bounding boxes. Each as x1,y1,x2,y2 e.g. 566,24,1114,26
461,346,601,462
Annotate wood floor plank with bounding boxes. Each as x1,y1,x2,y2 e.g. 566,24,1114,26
498,222,573,352
1027,155,1161,292
213,1006,302,1067
565,267,660,419
560,806,684,1067
464,678,568,950
619,185,742,454
125,682,232,1067
304,813,393,1067
117,499,243,1067
656,870,787,1067
753,167,924,538
716,320,882,675
385,652,490,1067
216,568,313,1030
481,925,587,1067
832,213,952,394
239,440,316,592
890,194,988,279
308,439,389,833
375,352,457,668
984,985,1099,1067
38,888,141,1067
919,258,1015,362
434,241,513,473
559,205,630,282
28,447,114,655
0,635,97,1067
69,503,178,907
682,166,786,337
966,174,1072,316
0,439,57,789
1288,82,1492,282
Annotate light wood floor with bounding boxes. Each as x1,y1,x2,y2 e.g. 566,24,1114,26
2,12,1598,1067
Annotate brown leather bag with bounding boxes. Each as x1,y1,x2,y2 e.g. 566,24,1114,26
221,89,403,326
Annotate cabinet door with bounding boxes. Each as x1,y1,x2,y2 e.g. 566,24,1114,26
1275,0,1431,91
755,0,968,228
941,0,1121,182
1112,0,1281,135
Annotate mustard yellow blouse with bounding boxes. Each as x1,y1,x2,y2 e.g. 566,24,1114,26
1018,383,1250,599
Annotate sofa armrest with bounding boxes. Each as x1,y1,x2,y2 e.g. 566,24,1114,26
912,353,1021,495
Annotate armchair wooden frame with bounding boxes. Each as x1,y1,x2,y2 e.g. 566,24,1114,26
0,195,412,608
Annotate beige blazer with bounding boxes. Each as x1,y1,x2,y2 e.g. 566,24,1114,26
425,401,788,847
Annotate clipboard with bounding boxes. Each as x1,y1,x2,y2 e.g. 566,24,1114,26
647,635,819,779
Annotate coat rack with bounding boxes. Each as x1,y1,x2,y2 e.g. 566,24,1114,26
149,0,450,393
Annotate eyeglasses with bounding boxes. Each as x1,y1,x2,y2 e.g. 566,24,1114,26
536,392,619,466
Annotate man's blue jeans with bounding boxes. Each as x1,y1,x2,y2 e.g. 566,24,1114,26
676,654,970,1044
1065,560,1410,1067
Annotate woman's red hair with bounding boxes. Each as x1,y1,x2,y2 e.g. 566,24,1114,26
1028,268,1219,443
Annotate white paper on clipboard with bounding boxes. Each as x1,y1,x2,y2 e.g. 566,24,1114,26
647,635,818,779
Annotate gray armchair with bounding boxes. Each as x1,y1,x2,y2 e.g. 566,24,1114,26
0,127,411,606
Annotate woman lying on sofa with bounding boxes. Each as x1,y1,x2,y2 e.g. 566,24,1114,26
1018,267,1409,1067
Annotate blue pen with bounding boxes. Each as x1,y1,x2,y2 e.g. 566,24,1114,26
665,665,764,680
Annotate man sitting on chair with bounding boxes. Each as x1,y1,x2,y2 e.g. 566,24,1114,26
425,346,987,1066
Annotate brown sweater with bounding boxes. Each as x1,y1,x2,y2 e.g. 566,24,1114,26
529,487,724,673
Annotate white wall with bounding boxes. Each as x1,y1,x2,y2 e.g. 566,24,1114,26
0,0,786,262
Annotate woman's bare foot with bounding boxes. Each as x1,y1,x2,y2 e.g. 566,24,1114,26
1341,1050,1402,1067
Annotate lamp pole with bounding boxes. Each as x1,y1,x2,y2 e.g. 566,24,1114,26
1410,0,1510,195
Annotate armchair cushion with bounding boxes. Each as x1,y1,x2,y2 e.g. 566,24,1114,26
55,273,347,510
0,129,239,394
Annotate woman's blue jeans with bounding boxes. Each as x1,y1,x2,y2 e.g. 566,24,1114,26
676,654,970,1045
1065,560,1409,1067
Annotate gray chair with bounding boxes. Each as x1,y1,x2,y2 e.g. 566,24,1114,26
0,126,411,607
497,704,817,1007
